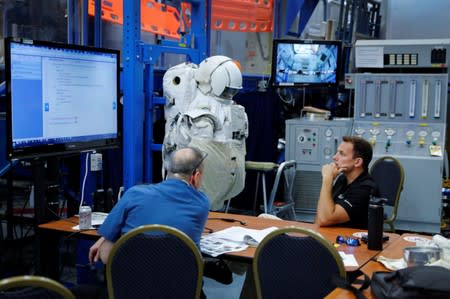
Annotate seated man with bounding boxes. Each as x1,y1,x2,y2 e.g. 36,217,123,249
72,147,210,299
89,146,210,264
315,136,377,229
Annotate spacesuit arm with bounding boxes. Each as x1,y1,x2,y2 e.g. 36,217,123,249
177,109,220,141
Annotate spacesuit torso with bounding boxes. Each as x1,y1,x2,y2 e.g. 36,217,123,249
163,56,248,210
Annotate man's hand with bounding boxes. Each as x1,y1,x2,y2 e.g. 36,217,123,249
321,162,340,181
89,237,105,263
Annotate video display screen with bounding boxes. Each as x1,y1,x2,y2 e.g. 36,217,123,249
270,39,341,88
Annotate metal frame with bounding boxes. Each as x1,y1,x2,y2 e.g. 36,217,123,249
122,0,209,188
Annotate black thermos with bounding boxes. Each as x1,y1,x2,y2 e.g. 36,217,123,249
368,197,386,250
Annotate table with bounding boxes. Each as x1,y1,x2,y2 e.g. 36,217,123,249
37,211,400,278
206,212,399,272
325,233,432,299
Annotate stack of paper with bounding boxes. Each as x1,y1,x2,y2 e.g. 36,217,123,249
200,226,278,257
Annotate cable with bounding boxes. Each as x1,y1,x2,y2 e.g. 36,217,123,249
117,186,124,202
207,217,247,226
79,152,90,211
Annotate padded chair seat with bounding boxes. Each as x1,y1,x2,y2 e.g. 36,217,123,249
106,224,204,299
245,161,278,171
0,275,76,299
253,227,346,299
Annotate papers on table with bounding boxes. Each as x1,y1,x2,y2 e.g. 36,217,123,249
200,226,278,257
339,251,359,267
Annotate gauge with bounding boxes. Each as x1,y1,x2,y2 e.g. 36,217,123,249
354,127,365,135
369,128,380,135
418,130,428,137
324,128,333,137
384,128,395,136
431,131,441,138
406,130,415,138
324,148,332,156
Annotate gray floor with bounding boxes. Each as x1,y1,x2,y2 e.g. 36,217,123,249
204,273,246,299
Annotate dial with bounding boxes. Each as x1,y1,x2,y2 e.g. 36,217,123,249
324,128,333,137
298,135,306,143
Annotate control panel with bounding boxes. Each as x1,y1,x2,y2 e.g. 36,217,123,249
286,118,353,170
353,121,446,158
354,73,448,123
352,69,448,233
286,118,353,220
355,39,450,69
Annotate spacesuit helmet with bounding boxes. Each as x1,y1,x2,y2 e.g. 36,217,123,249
195,55,242,99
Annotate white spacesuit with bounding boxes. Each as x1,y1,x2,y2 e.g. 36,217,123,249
163,55,248,210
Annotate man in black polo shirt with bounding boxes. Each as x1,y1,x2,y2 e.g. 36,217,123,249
316,136,377,229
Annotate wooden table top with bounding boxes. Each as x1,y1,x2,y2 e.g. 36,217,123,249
38,216,99,237
39,211,399,272
325,233,433,299
206,212,399,271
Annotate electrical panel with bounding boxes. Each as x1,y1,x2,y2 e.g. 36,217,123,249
286,118,353,222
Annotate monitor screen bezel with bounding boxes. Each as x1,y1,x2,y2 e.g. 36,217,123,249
269,39,342,88
4,37,122,160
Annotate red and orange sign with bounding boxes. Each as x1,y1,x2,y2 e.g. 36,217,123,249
88,0,273,39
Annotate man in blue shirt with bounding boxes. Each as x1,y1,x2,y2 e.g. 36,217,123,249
89,146,210,264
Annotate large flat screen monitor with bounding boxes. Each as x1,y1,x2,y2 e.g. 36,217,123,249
270,39,341,88
4,37,121,159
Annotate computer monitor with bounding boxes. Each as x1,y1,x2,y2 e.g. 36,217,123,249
4,37,121,159
269,39,341,88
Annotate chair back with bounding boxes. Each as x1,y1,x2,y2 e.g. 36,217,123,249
106,224,204,299
0,275,75,299
267,160,297,219
369,156,405,231
253,227,346,299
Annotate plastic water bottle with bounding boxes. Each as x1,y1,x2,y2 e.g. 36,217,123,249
368,197,386,250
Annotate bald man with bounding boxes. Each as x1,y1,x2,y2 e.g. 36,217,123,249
89,146,210,264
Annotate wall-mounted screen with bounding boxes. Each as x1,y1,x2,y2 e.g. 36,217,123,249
270,39,341,88
4,37,121,159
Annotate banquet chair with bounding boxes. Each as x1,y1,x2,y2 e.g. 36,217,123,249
369,156,405,232
253,227,346,299
106,224,204,299
0,275,75,299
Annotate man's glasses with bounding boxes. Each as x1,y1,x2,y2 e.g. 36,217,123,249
192,152,208,176
336,235,360,246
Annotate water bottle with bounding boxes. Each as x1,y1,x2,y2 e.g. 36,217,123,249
368,197,386,250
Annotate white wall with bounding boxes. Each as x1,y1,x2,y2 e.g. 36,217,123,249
384,0,450,39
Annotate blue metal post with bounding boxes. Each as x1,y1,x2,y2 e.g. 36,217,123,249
190,0,208,60
123,0,145,189
81,0,89,46
67,0,76,44
94,0,102,47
